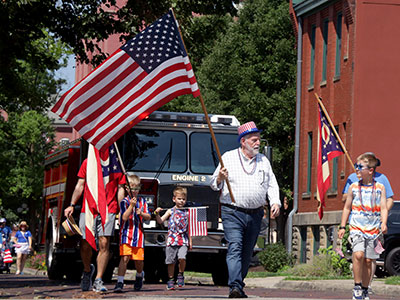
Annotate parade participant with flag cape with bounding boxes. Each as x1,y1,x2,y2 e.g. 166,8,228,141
64,143,126,292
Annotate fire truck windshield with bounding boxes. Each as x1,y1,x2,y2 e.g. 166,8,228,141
190,133,237,174
120,129,237,175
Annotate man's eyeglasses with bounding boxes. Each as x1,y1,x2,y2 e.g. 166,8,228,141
354,163,370,171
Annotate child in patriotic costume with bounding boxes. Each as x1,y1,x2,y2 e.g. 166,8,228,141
114,175,150,292
339,152,388,300
154,186,192,290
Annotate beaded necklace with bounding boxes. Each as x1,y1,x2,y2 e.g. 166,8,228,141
358,180,376,212
237,149,257,175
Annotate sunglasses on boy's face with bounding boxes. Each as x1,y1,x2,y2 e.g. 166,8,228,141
354,163,370,171
126,185,141,191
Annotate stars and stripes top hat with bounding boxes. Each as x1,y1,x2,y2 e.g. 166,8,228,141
237,121,262,142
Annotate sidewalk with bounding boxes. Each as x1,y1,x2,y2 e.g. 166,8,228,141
243,276,400,298
12,265,400,298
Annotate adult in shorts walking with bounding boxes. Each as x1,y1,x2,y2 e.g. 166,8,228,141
65,156,125,292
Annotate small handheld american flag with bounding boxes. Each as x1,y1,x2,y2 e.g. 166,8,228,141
374,234,385,254
188,207,208,237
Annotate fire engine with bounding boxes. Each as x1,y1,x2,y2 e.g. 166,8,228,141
40,111,265,285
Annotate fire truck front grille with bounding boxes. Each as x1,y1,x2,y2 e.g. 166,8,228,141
158,185,220,229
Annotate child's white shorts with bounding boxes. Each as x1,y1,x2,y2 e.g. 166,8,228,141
351,235,380,259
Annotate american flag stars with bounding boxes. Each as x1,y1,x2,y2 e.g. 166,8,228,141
122,13,184,73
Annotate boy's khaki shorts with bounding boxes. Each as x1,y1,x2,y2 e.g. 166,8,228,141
351,235,380,259
79,212,116,239
120,244,144,260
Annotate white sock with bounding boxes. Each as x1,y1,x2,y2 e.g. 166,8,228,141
136,271,143,277
117,276,124,283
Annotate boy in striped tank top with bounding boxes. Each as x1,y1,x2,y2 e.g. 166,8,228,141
114,175,151,292
339,153,388,300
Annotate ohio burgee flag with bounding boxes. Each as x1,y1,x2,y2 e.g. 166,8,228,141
317,103,344,219
51,9,200,152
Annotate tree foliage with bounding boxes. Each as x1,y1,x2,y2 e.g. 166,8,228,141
0,0,237,112
0,112,55,228
167,0,297,195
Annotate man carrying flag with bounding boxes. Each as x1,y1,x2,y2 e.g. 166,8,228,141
316,102,345,219
64,144,125,292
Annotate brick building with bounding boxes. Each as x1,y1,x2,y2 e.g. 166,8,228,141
290,0,400,262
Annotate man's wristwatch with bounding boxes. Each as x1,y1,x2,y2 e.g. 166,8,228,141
69,203,76,208
339,226,346,230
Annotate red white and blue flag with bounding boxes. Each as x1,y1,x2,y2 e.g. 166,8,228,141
3,248,13,264
51,10,200,152
83,143,125,250
119,196,148,248
317,103,344,219
188,207,208,237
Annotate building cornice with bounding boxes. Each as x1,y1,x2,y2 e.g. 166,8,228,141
293,0,334,17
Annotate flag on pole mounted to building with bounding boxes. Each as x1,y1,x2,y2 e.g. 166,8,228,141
317,103,344,219
51,9,200,152
84,143,124,250
188,207,208,237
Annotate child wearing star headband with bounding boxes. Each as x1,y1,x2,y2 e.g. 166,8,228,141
338,152,388,300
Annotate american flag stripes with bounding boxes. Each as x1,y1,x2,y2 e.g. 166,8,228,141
51,10,200,152
188,207,208,237
83,143,124,250
3,249,13,264
316,103,344,219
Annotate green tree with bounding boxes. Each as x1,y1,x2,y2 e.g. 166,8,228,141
168,0,297,194
0,0,237,112
0,111,55,235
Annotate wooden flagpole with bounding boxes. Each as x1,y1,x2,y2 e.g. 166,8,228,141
113,142,134,199
171,8,236,203
314,93,356,173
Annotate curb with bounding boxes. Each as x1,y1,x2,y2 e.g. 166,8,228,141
9,265,400,298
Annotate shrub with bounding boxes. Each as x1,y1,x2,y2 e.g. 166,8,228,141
319,246,351,276
286,246,351,278
258,243,294,272
27,252,47,271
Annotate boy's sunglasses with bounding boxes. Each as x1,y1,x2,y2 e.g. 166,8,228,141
126,185,141,191
354,163,370,171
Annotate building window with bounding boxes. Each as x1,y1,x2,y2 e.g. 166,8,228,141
334,13,342,79
321,19,329,84
309,25,316,88
307,132,313,194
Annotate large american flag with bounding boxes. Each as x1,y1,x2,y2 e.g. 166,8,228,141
84,143,125,250
316,103,344,219
51,10,200,152
188,207,208,237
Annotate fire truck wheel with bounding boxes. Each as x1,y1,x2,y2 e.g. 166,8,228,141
211,258,229,286
103,263,115,283
65,263,82,282
46,224,64,280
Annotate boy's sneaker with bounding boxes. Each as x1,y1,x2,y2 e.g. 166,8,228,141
368,285,373,294
134,273,143,291
352,285,363,300
81,264,95,291
93,278,107,292
166,279,175,290
114,282,124,293
177,274,185,287
363,289,370,300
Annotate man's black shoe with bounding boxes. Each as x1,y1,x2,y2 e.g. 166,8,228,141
229,287,248,298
